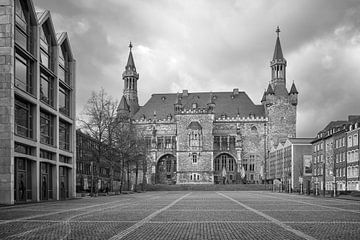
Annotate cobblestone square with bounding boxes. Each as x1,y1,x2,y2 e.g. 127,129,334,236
0,191,359,239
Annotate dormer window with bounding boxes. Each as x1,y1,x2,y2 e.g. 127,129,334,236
192,103,197,109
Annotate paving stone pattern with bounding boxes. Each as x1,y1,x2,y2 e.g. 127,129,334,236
0,191,359,239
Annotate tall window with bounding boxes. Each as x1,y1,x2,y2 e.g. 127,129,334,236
15,98,33,138
59,85,70,116
354,134,358,146
59,45,70,85
40,111,54,145
15,53,33,94
59,121,70,151
39,26,51,70
348,136,353,147
214,136,220,150
214,154,235,172
192,154,198,164
221,136,227,150
15,0,29,51
249,155,255,172
40,73,54,106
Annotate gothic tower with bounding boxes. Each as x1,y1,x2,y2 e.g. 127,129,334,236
122,42,140,115
262,27,298,147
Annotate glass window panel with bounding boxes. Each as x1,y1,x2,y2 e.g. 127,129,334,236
58,66,65,82
15,55,27,91
40,112,53,145
15,27,27,50
15,99,32,138
40,50,49,69
59,86,70,115
40,75,49,103
15,0,27,31
59,121,70,150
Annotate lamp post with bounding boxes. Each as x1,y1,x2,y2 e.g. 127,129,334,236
90,161,93,196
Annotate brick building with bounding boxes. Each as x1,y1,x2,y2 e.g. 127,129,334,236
312,117,360,194
117,28,298,185
76,130,122,193
346,122,359,190
0,0,76,204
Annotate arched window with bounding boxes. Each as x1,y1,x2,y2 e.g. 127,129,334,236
214,154,235,172
251,126,257,133
187,122,202,148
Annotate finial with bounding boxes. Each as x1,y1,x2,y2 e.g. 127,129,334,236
129,41,133,50
276,26,280,37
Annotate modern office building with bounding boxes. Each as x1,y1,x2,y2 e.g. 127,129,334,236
267,138,312,192
0,0,76,204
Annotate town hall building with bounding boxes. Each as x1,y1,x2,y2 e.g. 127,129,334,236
117,28,298,185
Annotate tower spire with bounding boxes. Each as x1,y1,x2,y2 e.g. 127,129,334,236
273,26,284,60
125,41,136,71
122,42,140,115
270,26,287,94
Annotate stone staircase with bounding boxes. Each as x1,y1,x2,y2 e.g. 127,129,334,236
145,183,270,191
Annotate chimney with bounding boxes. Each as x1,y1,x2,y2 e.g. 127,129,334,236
233,88,239,95
182,90,188,97
348,115,360,122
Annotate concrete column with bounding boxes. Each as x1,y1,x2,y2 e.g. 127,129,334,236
0,0,14,205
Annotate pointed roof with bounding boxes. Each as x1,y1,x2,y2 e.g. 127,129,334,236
273,26,284,60
126,42,136,70
261,90,267,102
117,96,130,112
266,83,274,95
289,82,298,94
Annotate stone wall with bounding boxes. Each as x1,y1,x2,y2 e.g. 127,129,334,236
0,0,14,204
267,96,296,147
176,113,214,184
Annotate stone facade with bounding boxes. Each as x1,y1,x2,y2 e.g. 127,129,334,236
119,28,298,185
0,0,14,205
0,0,76,204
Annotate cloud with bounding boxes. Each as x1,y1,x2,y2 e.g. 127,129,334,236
32,0,360,138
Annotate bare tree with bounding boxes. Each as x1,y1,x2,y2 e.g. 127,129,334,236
78,88,119,194
79,88,150,193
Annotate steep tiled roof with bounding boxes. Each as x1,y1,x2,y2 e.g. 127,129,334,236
289,82,298,94
126,50,136,70
288,138,313,144
133,91,265,120
266,84,274,95
323,121,348,132
273,36,284,60
117,96,129,112
261,90,266,102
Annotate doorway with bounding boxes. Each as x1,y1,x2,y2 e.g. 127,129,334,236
14,158,32,202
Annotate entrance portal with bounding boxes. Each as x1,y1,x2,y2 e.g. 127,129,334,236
214,154,237,184
156,154,176,184
40,162,53,201
59,166,69,200
14,158,32,202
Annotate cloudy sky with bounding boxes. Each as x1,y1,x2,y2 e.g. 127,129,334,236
33,0,360,137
